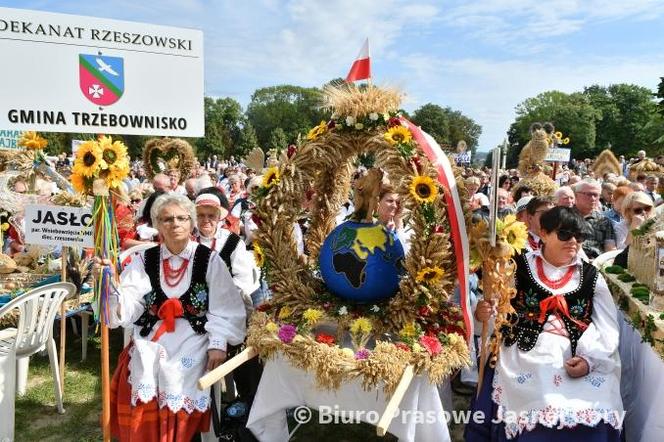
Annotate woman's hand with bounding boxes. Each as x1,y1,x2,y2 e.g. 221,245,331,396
206,349,227,371
474,299,495,322
564,356,589,378
92,257,116,277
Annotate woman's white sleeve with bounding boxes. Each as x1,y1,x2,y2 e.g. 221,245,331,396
576,274,620,373
205,253,247,351
108,253,152,328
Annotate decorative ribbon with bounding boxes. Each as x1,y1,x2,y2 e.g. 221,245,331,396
151,298,184,342
538,294,588,332
401,118,473,342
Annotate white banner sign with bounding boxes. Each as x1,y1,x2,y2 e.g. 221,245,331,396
0,7,204,136
24,204,94,248
455,151,472,165
0,129,23,149
545,148,571,163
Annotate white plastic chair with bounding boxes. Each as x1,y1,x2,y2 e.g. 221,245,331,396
0,282,76,414
592,249,621,269
0,328,18,441
119,243,156,347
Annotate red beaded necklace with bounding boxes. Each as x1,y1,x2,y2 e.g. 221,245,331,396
162,254,190,287
535,256,575,289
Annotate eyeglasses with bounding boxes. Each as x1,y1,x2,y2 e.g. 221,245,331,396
631,206,653,215
160,215,191,224
577,191,600,199
556,229,586,242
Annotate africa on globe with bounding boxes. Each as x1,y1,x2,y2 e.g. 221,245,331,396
319,220,405,303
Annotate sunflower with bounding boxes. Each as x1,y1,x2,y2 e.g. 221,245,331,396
409,175,438,204
70,172,88,194
99,136,128,169
416,266,445,284
563,137,570,145
306,121,328,141
554,131,563,140
18,131,48,150
384,125,412,145
105,164,129,189
497,215,528,255
253,243,265,267
74,141,103,178
261,167,280,189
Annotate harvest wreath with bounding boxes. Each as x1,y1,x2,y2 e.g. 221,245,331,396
247,85,470,395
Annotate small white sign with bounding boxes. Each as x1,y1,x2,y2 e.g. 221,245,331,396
24,204,94,248
456,151,472,165
0,129,23,150
545,148,571,163
0,7,204,136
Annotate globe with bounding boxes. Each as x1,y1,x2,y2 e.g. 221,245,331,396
319,221,405,303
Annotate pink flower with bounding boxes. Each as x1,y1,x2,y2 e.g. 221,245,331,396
419,335,442,356
387,117,401,127
278,324,297,343
355,348,371,360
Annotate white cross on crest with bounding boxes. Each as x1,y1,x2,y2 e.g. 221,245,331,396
88,84,104,99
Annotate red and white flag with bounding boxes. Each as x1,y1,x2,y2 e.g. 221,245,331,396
345,38,371,82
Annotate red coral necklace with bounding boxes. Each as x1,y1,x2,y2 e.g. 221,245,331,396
536,256,575,290
162,256,190,287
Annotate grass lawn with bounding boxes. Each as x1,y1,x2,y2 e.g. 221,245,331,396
14,324,469,441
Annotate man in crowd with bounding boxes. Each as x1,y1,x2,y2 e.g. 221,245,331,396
554,186,575,207
574,179,616,259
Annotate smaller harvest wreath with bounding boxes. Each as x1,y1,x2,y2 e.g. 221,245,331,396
248,85,470,395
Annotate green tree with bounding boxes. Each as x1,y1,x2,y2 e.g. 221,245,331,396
506,91,600,167
246,85,329,149
583,84,657,156
196,97,244,159
235,121,259,159
268,127,288,151
410,104,482,154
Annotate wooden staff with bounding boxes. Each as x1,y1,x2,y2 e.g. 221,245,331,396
376,365,414,437
59,246,68,393
198,346,258,390
101,314,111,442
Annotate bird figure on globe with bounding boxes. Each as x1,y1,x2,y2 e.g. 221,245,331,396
319,168,405,303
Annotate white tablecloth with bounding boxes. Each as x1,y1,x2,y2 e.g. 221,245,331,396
247,355,451,442
618,311,664,442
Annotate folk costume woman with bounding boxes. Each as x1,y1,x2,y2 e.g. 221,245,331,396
107,193,247,441
466,207,623,442
193,192,259,313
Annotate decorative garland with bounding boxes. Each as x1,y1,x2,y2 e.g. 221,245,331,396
142,137,196,184
249,85,470,394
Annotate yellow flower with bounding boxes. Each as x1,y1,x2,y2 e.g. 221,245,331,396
278,306,292,320
18,131,48,150
563,137,570,145
497,215,528,255
307,121,328,141
265,322,278,333
302,308,323,325
262,167,280,189
350,317,372,335
412,343,425,352
384,125,412,145
447,332,463,346
99,136,128,169
73,140,103,178
399,322,419,340
409,175,438,204
416,266,445,284
253,243,265,267
105,164,129,189
554,131,563,140
1,223,9,232
70,172,88,194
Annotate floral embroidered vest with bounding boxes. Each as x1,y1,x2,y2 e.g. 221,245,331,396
501,253,598,356
134,245,212,337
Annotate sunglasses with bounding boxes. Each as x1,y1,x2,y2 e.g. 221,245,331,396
556,229,586,242
631,206,652,215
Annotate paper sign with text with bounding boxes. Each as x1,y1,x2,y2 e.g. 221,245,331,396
24,204,94,248
545,148,571,163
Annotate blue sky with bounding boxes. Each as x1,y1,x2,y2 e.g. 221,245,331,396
3,0,664,151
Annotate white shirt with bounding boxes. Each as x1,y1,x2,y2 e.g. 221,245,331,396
109,241,246,414
493,250,623,439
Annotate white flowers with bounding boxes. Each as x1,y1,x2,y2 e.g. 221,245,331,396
370,305,380,313
338,306,348,316
345,116,355,126
369,112,379,121
355,123,364,130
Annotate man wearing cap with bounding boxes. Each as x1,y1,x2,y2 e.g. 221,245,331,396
522,196,554,253
515,195,533,223
194,192,259,314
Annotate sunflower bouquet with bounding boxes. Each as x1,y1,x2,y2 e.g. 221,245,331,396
69,135,130,324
